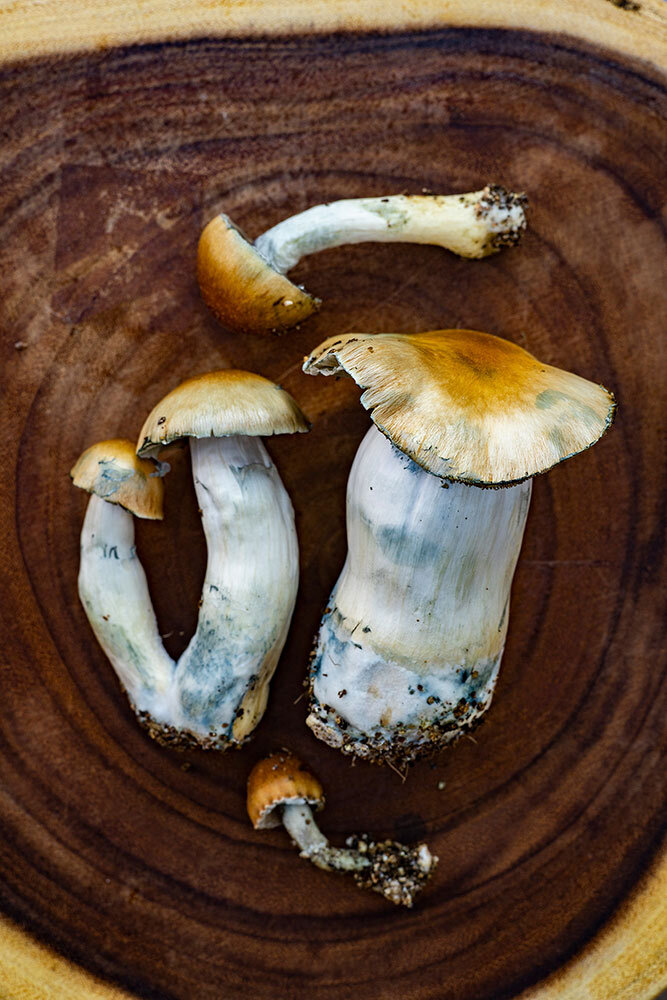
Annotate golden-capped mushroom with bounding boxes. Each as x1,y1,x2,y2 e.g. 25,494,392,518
71,440,174,719
302,330,616,766
198,186,527,335
132,370,309,749
247,751,437,907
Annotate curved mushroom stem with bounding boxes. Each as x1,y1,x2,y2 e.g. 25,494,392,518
255,186,527,271
78,495,175,715
307,425,532,766
77,437,299,750
281,802,437,907
173,434,299,747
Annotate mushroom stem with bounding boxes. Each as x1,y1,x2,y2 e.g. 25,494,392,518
173,434,299,745
282,802,364,871
307,425,532,765
78,494,175,714
281,802,437,907
254,186,527,271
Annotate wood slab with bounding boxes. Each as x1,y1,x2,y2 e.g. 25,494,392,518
0,10,665,1000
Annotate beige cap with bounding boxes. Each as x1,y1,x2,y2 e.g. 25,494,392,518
247,751,325,830
197,215,320,334
303,329,615,485
136,369,310,457
70,439,164,519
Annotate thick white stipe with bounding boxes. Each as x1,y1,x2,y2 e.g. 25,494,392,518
307,426,532,762
175,435,299,742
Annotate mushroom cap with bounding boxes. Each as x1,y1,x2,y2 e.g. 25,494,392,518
247,751,325,830
303,329,616,485
70,439,164,519
137,369,310,457
197,214,320,334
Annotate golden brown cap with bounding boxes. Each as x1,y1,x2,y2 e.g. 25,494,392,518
303,329,616,485
247,751,325,830
70,439,164,519
136,369,310,457
197,215,320,335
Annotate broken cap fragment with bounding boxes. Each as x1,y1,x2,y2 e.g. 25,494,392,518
136,368,310,458
303,329,616,485
70,438,163,520
198,186,527,335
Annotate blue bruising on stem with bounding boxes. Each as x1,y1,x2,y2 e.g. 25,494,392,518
310,606,495,724
177,587,274,734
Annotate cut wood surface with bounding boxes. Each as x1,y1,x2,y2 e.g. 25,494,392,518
0,0,666,65
0,6,665,1000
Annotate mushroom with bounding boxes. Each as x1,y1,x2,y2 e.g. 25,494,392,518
247,751,437,907
197,185,527,334
301,329,616,767
130,369,310,748
71,439,174,722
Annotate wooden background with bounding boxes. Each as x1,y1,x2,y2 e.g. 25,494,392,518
0,6,665,999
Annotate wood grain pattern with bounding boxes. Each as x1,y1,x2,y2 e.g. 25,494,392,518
0,25,665,1000
0,0,666,66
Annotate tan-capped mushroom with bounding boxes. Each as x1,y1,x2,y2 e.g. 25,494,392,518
198,186,527,335
130,369,309,749
302,330,615,766
247,751,437,907
72,440,174,719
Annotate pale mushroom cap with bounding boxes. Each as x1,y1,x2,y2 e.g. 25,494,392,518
197,215,320,334
303,329,616,485
137,369,310,456
70,439,164,519
247,751,325,830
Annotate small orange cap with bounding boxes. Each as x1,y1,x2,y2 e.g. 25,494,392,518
70,439,164,519
247,751,325,830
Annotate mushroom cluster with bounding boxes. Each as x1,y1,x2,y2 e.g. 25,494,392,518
72,371,309,750
70,179,617,910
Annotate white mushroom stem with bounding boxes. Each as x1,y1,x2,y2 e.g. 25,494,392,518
281,802,437,907
307,425,532,765
77,437,299,749
174,435,299,744
282,803,365,871
254,186,527,271
78,495,175,714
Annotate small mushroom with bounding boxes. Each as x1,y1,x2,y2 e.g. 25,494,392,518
71,440,174,719
302,329,616,767
198,185,527,334
133,369,310,748
247,751,437,907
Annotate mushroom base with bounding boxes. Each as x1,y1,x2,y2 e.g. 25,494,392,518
135,708,250,752
306,694,489,768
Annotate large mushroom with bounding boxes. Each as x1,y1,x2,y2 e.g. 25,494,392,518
197,186,527,334
72,372,309,750
133,370,309,748
302,329,616,767
247,751,437,907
